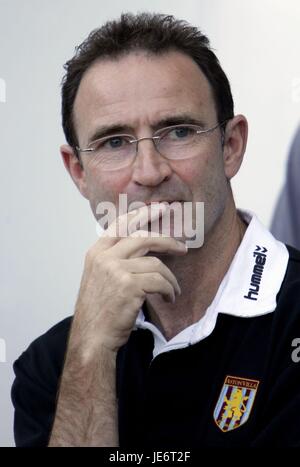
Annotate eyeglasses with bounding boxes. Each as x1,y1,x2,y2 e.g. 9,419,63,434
76,120,228,171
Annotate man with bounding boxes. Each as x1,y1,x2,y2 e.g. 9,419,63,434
12,12,300,447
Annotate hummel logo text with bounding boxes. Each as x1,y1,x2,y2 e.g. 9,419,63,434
244,245,268,301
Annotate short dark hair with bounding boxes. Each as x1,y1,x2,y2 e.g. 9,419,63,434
61,12,234,152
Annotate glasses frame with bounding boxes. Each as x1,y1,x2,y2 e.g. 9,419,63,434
75,119,229,162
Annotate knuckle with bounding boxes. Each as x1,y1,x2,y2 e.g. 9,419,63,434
171,237,180,246
93,257,119,277
85,248,102,269
105,259,124,279
134,289,146,302
150,256,161,267
86,246,96,262
152,271,161,283
119,272,132,288
103,257,117,270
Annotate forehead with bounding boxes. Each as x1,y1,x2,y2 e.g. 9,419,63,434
73,50,217,140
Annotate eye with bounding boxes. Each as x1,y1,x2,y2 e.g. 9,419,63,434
92,135,131,151
166,126,196,140
103,136,129,149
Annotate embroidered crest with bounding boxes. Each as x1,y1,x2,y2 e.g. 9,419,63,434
213,375,260,432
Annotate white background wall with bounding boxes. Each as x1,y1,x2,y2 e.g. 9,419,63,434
1,0,300,446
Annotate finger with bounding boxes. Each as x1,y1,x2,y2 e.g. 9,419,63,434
98,204,167,251
110,231,188,259
102,203,167,238
95,207,146,251
136,272,176,303
101,208,140,238
128,203,168,234
121,257,181,295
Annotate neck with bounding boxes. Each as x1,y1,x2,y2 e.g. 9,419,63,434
145,200,247,340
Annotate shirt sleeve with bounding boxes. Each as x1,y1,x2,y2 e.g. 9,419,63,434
11,318,71,447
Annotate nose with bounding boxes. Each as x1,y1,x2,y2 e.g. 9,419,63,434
131,137,172,187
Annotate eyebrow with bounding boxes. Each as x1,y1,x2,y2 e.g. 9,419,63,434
87,114,207,144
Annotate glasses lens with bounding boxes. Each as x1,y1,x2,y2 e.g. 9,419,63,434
89,135,135,170
157,126,200,159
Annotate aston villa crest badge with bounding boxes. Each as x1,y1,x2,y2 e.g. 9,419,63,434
213,375,260,432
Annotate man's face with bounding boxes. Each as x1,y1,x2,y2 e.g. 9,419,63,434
66,50,240,237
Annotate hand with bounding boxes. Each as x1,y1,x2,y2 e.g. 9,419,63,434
72,204,188,358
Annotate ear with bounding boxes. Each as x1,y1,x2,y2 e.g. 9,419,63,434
60,144,89,199
222,115,248,180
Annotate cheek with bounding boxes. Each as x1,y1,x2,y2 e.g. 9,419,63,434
175,150,227,199
173,155,214,189
171,157,203,186
84,166,132,205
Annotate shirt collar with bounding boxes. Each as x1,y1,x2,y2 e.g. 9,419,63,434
134,210,289,358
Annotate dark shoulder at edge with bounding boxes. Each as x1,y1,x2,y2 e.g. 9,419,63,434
286,244,300,263
16,316,73,372
277,244,300,305
32,316,73,349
